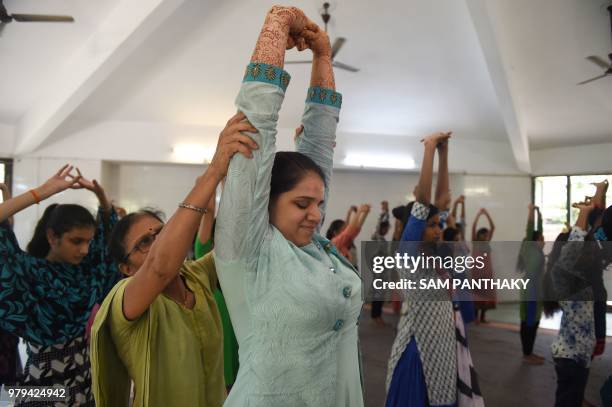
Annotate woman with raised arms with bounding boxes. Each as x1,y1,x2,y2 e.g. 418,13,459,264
214,6,363,407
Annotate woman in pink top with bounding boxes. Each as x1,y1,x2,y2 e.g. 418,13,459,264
329,204,371,263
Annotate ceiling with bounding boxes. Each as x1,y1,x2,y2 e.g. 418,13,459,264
0,0,611,163
71,0,508,140
0,0,123,123
487,0,612,149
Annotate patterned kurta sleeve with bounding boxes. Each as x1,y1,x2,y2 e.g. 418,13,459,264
551,226,590,299
215,63,290,263
82,207,121,301
401,202,429,242
0,208,119,346
295,87,342,220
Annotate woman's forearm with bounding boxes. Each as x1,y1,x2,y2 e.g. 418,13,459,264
0,183,56,224
144,168,223,282
250,8,293,67
434,147,449,209
197,194,216,244
451,199,459,219
415,145,436,205
311,52,335,89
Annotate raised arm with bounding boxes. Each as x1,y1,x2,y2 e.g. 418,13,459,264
399,133,449,242
196,194,217,247
451,195,466,224
356,204,371,228
123,114,257,320
434,137,450,211
345,205,357,226
482,208,495,240
294,26,340,219
414,132,450,205
451,197,460,222
472,209,483,241
592,180,608,209
552,202,594,290
216,7,308,262
0,165,78,224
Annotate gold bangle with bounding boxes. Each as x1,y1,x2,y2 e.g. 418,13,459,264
178,202,208,214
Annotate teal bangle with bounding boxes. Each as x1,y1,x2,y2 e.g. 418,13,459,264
243,63,291,92
306,87,342,108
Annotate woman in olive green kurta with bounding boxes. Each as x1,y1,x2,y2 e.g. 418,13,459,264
90,113,260,406
92,252,223,406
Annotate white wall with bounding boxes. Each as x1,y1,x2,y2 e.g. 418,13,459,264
30,119,523,175
101,161,205,219
531,142,612,175
0,123,15,156
10,156,530,303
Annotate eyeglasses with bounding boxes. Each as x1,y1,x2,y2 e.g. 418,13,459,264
123,227,162,263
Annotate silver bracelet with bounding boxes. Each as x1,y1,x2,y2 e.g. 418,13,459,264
178,202,208,214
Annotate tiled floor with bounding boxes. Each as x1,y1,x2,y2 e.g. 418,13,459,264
360,305,611,407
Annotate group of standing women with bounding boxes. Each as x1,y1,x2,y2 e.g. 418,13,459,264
1,5,363,407
0,5,608,407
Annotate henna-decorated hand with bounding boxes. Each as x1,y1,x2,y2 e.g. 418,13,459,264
301,27,332,57
269,6,309,36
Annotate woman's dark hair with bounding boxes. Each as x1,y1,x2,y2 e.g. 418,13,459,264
378,221,390,233
542,231,569,317
270,152,326,203
476,227,489,241
326,219,345,240
26,204,96,258
392,202,439,239
443,227,459,242
108,209,164,265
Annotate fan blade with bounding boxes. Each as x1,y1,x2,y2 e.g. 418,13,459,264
11,14,74,22
332,60,359,72
0,1,11,23
331,37,346,59
577,73,609,85
586,56,611,70
285,60,312,64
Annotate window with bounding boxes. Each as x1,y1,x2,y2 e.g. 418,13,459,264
534,174,611,241
534,173,612,308
533,176,568,242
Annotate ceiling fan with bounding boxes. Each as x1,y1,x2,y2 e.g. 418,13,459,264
0,0,74,24
286,2,359,72
578,5,612,85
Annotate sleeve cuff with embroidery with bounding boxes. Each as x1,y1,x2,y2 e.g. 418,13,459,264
243,62,291,92
411,202,430,221
306,87,342,109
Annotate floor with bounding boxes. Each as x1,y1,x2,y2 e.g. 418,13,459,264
360,303,611,407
